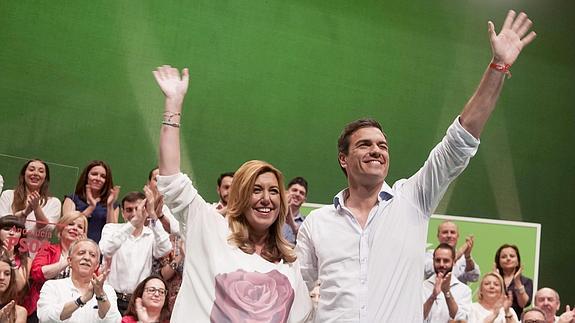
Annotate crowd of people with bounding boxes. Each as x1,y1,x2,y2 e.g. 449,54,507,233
0,9,560,323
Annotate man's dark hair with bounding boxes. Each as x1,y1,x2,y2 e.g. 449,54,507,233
121,191,146,209
287,177,308,194
217,172,235,187
433,243,456,260
337,118,386,176
148,166,159,181
521,307,547,322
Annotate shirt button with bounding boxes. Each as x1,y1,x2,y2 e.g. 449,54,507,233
361,280,365,284
361,305,366,310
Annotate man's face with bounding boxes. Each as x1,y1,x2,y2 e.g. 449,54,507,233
339,127,389,186
148,169,160,191
522,310,546,323
433,248,454,276
287,183,307,208
122,199,144,222
534,288,560,322
68,241,99,277
217,176,233,206
437,222,459,247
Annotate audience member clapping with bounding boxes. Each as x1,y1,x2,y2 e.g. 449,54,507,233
469,272,518,323
0,216,30,293
147,167,180,234
0,159,61,245
495,244,533,316
534,287,575,323
36,239,120,322
99,191,171,314
0,252,27,323
63,160,120,243
153,233,184,312
22,211,87,322
121,275,170,323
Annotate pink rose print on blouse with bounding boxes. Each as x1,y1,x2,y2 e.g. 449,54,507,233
210,269,295,323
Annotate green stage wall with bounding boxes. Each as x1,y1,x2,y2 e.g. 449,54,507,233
1,0,574,304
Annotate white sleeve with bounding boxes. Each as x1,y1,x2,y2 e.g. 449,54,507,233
0,190,13,216
37,280,65,322
295,216,318,292
99,223,134,258
402,117,480,216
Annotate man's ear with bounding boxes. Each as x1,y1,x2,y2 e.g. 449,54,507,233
338,152,347,170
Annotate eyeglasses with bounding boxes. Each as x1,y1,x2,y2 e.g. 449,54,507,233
144,287,167,296
524,320,546,323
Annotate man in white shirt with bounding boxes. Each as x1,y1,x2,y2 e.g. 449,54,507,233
99,191,172,314
424,221,480,284
296,10,536,322
37,239,121,323
423,243,471,322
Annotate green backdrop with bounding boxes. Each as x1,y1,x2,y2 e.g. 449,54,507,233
1,0,574,304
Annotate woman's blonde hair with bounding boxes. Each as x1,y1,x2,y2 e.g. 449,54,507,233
227,160,296,263
57,211,88,236
478,271,505,301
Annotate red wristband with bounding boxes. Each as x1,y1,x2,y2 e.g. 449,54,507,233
489,62,512,79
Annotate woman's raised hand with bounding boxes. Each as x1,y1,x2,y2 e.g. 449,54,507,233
153,65,190,102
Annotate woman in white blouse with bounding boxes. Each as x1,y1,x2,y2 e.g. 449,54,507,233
469,272,518,323
0,160,61,243
154,65,312,323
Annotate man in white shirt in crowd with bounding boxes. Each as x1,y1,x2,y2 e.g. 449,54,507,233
424,221,480,284
296,10,536,322
534,287,575,323
213,172,234,213
423,243,471,322
282,177,308,245
37,239,121,323
148,166,180,234
99,191,172,314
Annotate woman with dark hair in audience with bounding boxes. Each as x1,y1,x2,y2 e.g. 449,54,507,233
153,65,312,322
63,160,120,243
0,216,30,293
469,272,518,323
122,275,170,323
0,252,27,323
0,159,61,246
495,244,533,317
22,211,87,322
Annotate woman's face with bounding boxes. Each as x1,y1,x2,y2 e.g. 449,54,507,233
245,172,281,234
24,160,47,191
87,165,107,193
0,226,22,250
480,275,502,301
142,278,167,310
0,261,11,293
60,217,86,243
499,247,519,271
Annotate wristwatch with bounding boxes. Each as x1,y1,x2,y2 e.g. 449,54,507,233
444,291,452,299
75,297,86,307
96,294,108,302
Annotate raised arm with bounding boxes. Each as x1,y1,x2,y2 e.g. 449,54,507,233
460,10,536,138
153,65,190,176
